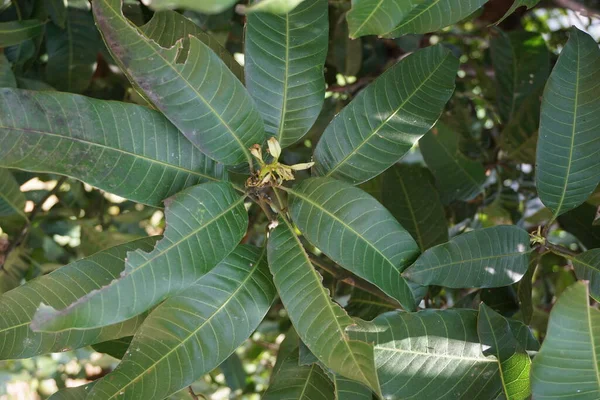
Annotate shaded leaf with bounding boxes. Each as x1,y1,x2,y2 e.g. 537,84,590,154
497,0,540,24
517,256,537,325
91,337,133,359
536,28,600,218
334,375,372,400
267,217,381,395
0,247,29,294
345,288,397,321
87,245,275,399
0,168,26,220
490,30,549,122
478,303,531,400
48,383,96,400
93,0,265,166
44,0,67,28
558,202,600,250
0,89,226,207
0,239,153,360
348,310,502,399
0,20,45,47
314,45,458,185
507,319,540,353
571,249,600,302
245,0,328,148
499,91,541,164
420,122,486,203
220,353,247,392
0,52,16,88
403,225,532,288
287,177,420,310
31,182,248,331
531,282,600,399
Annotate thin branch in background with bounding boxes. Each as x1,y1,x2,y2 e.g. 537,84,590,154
187,386,205,400
0,176,67,269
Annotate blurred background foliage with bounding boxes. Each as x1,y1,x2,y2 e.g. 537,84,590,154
0,0,599,398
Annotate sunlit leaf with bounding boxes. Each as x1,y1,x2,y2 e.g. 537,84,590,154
141,0,237,14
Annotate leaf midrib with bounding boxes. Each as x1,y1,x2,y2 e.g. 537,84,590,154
350,0,386,38
276,11,290,143
323,52,449,177
375,345,496,363
585,284,600,392
388,0,441,34
394,167,424,250
409,249,532,274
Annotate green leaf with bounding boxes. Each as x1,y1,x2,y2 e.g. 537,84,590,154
287,177,420,310
245,0,307,14
345,288,397,321
381,164,448,251
142,0,237,14
91,337,133,359
497,0,540,24
558,202,600,250
44,0,68,28
314,44,458,185
403,225,532,288
0,239,153,360
48,383,96,400
139,10,244,83
267,217,382,395
478,303,531,400
383,0,488,38
346,0,411,38
0,52,16,88
264,340,335,399
245,0,328,148
0,168,26,220
571,249,600,302
499,91,541,164
86,245,275,399
0,247,29,294
531,282,600,399
420,122,487,203
46,7,101,93
536,27,600,218
347,309,502,399
0,20,45,47
93,0,266,166
220,353,247,392
0,89,226,207
490,30,549,122
30,182,248,331
334,375,372,400
517,256,537,325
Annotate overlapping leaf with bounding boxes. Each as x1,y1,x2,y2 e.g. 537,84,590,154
44,0,67,28
0,89,226,206
420,122,486,203
142,0,237,14
531,282,600,399
0,247,29,294
93,0,265,166
0,168,26,220
346,0,411,39
334,376,372,400
46,7,101,93
245,0,328,148
478,303,531,400
0,53,16,88
0,20,45,47
497,0,540,24
49,383,95,400
87,245,275,399
536,28,600,218
313,45,458,184
139,10,244,83
517,256,538,324
403,225,532,288
267,217,381,395
348,310,502,399
287,177,420,310
571,249,600,302
0,239,153,360
558,202,600,249
31,182,248,331
490,30,549,122
500,91,541,164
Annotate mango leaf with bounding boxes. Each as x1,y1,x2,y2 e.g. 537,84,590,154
245,0,307,14
420,122,486,203
383,0,488,38
0,89,226,207
478,303,531,400
0,247,29,294
245,0,328,148
0,238,153,360
346,0,411,39
91,337,132,359
334,376,372,400
267,217,382,395
139,10,244,83
558,202,600,249
531,282,600,399
93,0,265,166
347,310,502,399
86,245,275,399
571,249,600,302
0,52,16,88
0,20,45,47
44,0,67,28
0,168,26,220
220,353,247,392
314,44,457,185
497,0,540,24
499,91,541,164
263,335,335,399
536,28,600,218
46,7,101,93
517,255,537,325
31,182,248,331
403,225,532,288
142,0,237,14
381,164,448,251
345,288,397,321
49,383,96,400
490,30,549,122
287,177,420,310
507,319,540,353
